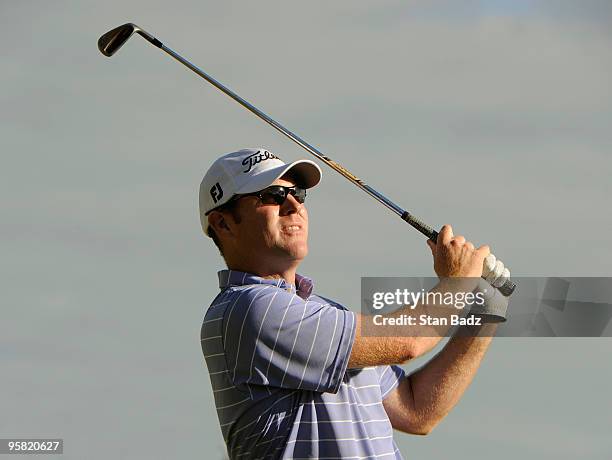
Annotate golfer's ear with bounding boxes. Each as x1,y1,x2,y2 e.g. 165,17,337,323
208,211,232,235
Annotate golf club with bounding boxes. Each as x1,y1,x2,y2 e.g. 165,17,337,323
98,22,516,297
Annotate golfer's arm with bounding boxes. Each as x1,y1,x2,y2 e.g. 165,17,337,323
382,324,496,435
347,279,472,368
347,313,443,368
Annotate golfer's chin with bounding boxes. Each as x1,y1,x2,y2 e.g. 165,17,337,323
281,241,308,262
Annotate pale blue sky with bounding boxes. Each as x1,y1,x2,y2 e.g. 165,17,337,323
1,1,611,459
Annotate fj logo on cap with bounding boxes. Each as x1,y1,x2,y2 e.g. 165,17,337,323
242,150,280,173
210,182,223,203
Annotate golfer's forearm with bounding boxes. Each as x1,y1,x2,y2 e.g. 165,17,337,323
347,314,443,368
408,324,496,430
348,280,474,368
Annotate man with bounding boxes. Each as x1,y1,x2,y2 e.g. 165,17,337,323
199,148,508,459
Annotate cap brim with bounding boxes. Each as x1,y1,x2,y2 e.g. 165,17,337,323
235,159,321,194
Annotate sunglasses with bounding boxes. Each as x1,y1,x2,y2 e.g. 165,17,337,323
208,185,307,215
239,185,307,206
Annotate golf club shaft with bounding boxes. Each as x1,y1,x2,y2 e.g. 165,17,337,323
161,47,416,220
130,32,517,296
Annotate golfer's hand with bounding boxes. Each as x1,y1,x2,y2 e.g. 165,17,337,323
426,225,490,278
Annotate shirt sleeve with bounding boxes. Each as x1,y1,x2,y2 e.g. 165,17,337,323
222,286,356,394
377,365,406,400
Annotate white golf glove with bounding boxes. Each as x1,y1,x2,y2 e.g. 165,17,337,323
482,254,511,288
469,254,512,322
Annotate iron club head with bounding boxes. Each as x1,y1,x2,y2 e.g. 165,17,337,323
98,23,138,57
98,23,162,57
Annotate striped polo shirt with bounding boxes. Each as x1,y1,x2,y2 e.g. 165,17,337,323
201,270,406,459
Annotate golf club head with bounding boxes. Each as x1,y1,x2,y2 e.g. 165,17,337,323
98,23,139,57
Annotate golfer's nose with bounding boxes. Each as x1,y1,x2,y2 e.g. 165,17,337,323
281,193,302,215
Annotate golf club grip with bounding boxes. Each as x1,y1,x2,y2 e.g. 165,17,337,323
401,212,516,297
401,211,438,240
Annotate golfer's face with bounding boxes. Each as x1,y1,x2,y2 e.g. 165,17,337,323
235,178,309,262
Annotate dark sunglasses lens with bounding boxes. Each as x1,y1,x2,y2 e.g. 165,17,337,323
258,186,307,205
259,188,287,205
292,187,306,203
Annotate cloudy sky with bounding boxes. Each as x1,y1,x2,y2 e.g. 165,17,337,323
2,1,611,458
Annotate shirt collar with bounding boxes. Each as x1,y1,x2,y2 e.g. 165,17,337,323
218,269,314,300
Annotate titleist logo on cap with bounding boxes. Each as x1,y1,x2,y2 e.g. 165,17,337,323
242,150,280,173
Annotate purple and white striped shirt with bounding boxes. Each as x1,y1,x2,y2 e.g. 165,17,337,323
201,270,405,459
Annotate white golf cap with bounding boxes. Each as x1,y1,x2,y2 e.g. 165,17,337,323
199,148,322,235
